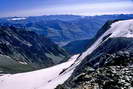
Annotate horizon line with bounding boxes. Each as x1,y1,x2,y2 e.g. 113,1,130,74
1,13,133,18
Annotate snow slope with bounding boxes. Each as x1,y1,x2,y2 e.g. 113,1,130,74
0,55,79,89
80,19,133,61
0,19,133,89
58,19,133,80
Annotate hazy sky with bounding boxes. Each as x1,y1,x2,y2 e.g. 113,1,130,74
0,0,133,17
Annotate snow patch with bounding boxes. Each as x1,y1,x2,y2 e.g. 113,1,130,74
8,17,26,21
109,20,133,38
19,61,28,65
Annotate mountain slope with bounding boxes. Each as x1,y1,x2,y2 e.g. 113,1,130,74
0,26,69,74
0,19,133,89
56,19,133,89
63,39,90,55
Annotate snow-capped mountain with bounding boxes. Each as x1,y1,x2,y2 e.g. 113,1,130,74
1,19,133,89
71,19,133,68
57,19,133,89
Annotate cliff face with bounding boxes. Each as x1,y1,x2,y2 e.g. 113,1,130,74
0,26,69,74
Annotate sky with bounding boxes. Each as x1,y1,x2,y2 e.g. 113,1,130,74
0,0,133,17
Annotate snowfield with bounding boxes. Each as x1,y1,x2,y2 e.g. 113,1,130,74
0,55,79,89
0,19,133,89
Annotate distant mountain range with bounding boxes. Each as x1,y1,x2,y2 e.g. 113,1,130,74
1,14,133,48
0,25,69,74
1,14,133,55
